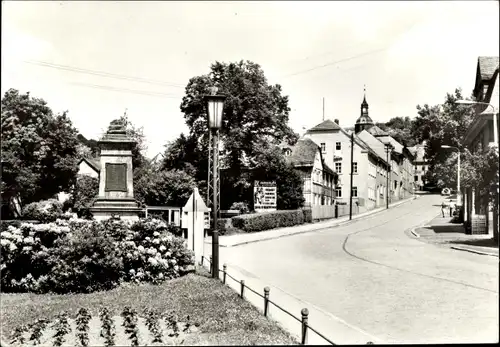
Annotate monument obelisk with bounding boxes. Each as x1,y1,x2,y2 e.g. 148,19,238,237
90,119,141,221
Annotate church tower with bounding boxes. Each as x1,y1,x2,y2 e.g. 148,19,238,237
354,86,374,134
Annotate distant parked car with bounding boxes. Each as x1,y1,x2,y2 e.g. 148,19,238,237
441,188,451,196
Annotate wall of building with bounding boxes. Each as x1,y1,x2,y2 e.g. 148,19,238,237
294,153,335,207
414,161,428,189
305,131,372,212
376,162,388,207
78,161,99,178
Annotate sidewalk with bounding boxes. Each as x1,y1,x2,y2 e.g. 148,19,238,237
412,215,499,257
207,196,417,248
203,262,385,345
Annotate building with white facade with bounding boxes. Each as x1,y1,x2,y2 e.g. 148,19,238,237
462,56,499,236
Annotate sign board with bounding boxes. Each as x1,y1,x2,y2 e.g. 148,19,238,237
471,215,487,235
254,181,277,212
105,163,127,192
204,212,210,229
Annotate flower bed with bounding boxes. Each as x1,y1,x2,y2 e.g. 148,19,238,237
7,306,198,347
1,272,298,346
0,217,195,294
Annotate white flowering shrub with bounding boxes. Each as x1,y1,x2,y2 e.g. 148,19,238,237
119,218,195,284
0,217,195,293
21,199,64,223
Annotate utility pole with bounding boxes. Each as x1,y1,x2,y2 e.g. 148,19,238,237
322,97,325,121
349,132,354,220
385,144,392,209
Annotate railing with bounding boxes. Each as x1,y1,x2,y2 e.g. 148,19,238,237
200,256,375,345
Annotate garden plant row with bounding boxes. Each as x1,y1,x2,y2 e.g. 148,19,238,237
8,306,198,346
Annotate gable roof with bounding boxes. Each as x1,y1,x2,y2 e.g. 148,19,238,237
286,138,337,176
356,130,390,165
367,125,389,136
287,138,320,166
478,56,499,81
374,135,404,154
307,119,342,132
78,157,101,172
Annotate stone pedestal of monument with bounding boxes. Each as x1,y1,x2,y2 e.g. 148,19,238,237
90,119,142,221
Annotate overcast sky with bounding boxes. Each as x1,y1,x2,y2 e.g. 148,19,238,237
2,1,499,158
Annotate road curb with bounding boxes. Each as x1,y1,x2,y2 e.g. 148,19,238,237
410,228,420,238
449,246,499,257
215,196,417,247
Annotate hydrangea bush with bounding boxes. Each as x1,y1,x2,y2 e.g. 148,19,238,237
0,217,195,293
21,199,64,223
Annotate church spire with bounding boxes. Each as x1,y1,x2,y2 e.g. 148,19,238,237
361,84,368,108
355,85,373,134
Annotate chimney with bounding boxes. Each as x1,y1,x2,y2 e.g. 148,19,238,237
334,119,339,125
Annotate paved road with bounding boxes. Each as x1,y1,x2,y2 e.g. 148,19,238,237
214,194,499,344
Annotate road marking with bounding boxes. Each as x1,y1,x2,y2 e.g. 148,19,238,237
450,246,499,257
341,214,498,294
410,228,420,238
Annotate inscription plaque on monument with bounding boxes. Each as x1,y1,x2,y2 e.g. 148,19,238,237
105,163,127,192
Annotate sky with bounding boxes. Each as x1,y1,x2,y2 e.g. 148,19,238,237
2,1,499,159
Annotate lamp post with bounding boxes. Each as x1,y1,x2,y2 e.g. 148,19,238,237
441,145,461,206
205,86,226,279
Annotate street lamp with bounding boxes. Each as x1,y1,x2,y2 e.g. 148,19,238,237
441,145,461,206
205,86,226,279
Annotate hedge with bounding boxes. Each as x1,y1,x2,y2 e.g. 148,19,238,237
231,209,312,233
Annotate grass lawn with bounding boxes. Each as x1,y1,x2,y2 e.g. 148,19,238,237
0,267,298,346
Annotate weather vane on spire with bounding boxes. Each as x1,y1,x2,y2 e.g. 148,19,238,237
124,108,128,117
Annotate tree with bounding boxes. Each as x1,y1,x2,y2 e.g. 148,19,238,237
120,113,148,170
461,147,499,242
220,141,304,210
414,88,474,187
76,134,99,158
375,117,417,147
134,169,196,207
68,175,99,218
172,60,299,207
249,142,304,210
385,116,416,147
1,89,80,213
161,133,198,177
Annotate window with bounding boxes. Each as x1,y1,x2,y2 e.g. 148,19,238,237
488,119,495,143
335,162,342,173
353,162,358,174
394,180,398,189
352,187,358,197
336,142,341,150
283,148,292,156
320,143,326,153
414,175,418,182
335,188,342,198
